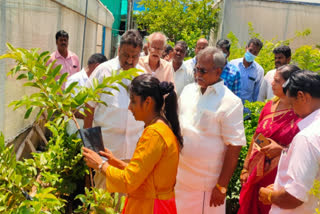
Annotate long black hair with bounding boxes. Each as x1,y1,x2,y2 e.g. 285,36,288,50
129,74,183,148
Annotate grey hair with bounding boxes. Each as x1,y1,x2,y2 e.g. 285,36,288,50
148,32,167,48
197,47,226,69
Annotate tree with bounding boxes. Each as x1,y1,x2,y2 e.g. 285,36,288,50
135,0,219,57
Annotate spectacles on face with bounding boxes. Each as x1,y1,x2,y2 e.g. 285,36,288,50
194,66,208,75
194,65,218,75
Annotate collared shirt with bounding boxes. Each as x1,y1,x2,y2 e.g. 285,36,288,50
184,57,197,71
270,108,320,214
138,56,174,83
47,50,80,89
221,62,241,97
176,81,246,191
230,58,264,103
258,69,276,101
65,68,88,94
85,57,145,160
171,61,194,97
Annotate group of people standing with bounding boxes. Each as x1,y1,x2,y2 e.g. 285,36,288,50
49,29,320,214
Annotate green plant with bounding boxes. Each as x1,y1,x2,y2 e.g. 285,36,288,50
0,43,139,212
75,188,125,214
292,45,320,71
228,23,311,74
226,101,265,213
0,132,65,213
135,0,219,57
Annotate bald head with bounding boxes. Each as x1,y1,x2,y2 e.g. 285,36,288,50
195,38,209,55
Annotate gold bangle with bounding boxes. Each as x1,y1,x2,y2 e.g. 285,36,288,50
268,191,272,203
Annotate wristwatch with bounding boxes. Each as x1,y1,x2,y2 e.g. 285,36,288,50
216,183,227,194
98,160,107,173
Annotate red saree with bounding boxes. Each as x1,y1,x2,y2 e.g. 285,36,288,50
238,100,301,214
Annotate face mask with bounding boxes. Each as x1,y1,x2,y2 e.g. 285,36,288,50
223,53,227,58
244,51,256,62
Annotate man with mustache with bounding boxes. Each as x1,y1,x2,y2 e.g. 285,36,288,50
47,30,80,89
138,32,174,82
258,45,292,101
175,47,246,213
230,38,264,106
84,30,145,189
171,41,194,97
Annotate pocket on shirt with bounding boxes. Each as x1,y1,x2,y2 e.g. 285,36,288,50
245,75,256,92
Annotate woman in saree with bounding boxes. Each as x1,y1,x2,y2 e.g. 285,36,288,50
238,65,301,214
82,74,183,214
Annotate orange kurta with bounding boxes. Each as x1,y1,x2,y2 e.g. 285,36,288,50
105,122,179,214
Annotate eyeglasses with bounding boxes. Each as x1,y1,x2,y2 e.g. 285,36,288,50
194,66,208,75
194,66,218,75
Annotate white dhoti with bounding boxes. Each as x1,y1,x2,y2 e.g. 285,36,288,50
175,182,225,214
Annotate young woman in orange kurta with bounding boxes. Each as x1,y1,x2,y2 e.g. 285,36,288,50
83,74,183,214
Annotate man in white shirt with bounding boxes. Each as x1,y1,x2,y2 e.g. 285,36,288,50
65,53,107,133
259,70,320,214
138,32,174,83
171,41,194,97
176,47,246,213
184,38,208,71
258,45,291,101
66,53,107,93
84,30,145,188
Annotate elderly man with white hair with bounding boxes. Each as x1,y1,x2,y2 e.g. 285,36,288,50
139,32,174,82
175,47,246,213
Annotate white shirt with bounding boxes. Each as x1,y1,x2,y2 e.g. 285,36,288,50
85,57,145,160
172,62,194,97
177,81,246,191
258,69,276,101
270,108,320,214
66,68,89,94
184,57,196,71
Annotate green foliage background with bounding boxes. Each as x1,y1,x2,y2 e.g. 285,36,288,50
135,0,219,57
227,23,320,73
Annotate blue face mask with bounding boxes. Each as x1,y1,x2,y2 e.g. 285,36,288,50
223,53,227,58
244,51,256,62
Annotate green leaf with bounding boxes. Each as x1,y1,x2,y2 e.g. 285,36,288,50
27,71,34,80
65,82,78,94
23,82,40,88
51,64,62,78
38,51,50,61
17,73,28,80
24,107,34,119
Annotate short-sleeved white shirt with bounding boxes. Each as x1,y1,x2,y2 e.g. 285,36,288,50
66,68,89,94
177,81,246,191
85,57,145,159
270,108,320,214
258,69,276,101
171,62,194,97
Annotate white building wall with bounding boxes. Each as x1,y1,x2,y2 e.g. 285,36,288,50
211,0,320,49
